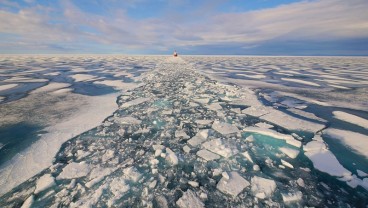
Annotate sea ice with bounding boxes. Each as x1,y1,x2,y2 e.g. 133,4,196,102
281,159,294,169
197,149,220,161
212,121,240,135
216,172,250,197
323,128,368,158
357,170,368,177
260,110,325,133
57,162,91,180
241,106,272,117
188,130,210,147
0,83,18,92
279,147,299,159
304,135,351,177
251,176,277,199
34,174,55,194
21,195,34,208
332,111,368,129
31,82,71,94
202,138,238,158
243,127,301,148
165,148,179,165
282,191,303,203
70,74,98,82
176,189,204,208
120,97,150,108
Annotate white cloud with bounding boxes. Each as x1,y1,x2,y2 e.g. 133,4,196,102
0,0,367,53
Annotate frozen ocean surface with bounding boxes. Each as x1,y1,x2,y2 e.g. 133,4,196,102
0,55,367,207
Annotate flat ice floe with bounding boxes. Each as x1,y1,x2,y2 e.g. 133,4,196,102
332,111,368,129
30,82,71,94
94,80,140,90
0,93,118,196
304,135,351,177
260,109,325,133
281,78,320,87
70,74,98,82
0,83,18,91
323,128,368,158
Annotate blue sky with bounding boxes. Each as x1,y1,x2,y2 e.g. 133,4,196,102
0,0,368,55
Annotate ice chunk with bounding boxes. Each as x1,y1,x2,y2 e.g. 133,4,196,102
102,150,115,162
197,149,220,161
193,98,210,104
165,148,178,165
304,136,351,177
176,190,204,208
241,106,272,117
282,191,303,203
243,127,301,148
188,181,199,187
206,103,223,111
279,147,299,159
323,128,368,158
281,159,294,169
123,167,142,182
202,138,238,158
34,174,55,194
251,176,277,199
260,110,325,133
183,145,191,153
188,130,209,147
212,121,240,135
175,130,190,139
57,162,91,180
120,97,150,108
241,151,254,163
217,172,250,197
108,178,130,206
86,166,117,188
255,122,274,129
196,120,213,125
357,170,368,177
21,195,34,208
297,178,305,187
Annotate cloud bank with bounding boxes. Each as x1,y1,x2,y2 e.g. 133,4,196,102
0,0,367,55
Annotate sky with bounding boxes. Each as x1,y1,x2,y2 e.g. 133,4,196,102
0,0,368,55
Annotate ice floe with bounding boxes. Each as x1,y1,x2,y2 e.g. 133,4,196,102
323,128,368,158
0,83,18,91
333,111,368,129
251,176,277,199
217,172,250,197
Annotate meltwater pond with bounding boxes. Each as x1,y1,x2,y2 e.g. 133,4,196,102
0,56,368,207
